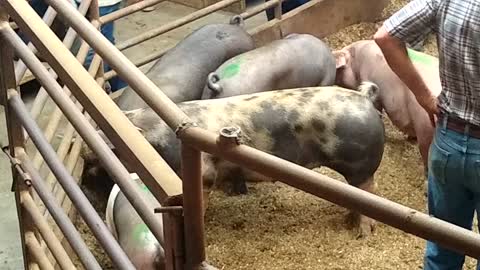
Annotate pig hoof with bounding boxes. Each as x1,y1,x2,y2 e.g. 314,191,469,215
357,218,376,239
230,181,248,195
347,212,375,238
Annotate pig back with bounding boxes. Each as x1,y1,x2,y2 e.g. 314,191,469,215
116,23,255,110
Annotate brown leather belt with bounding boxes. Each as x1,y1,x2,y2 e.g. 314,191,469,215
439,113,480,138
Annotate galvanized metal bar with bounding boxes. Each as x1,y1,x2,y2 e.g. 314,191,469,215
178,126,480,259
14,6,58,82
30,40,101,173
7,91,135,270
88,0,105,81
103,44,172,81
28,0,93,121
0,14,32,270
116,0,241,51
98,0,165,24
55,78,101,211
0,17,174,252
24,232,54,270
274,0,283,20
240,0,279,19
162,212,185,270
38,43,102,189
3,0,183,202
56,132,83,203
20,191,76,270
18,150,101,270
180,144,206,269
30,263,40,270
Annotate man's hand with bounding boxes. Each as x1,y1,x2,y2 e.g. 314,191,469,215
417,93,439,126
374,26,439,126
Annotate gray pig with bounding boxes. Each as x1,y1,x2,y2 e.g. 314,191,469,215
116,16,255,110
84,82,385,238
106,175,165,270
200,33,336,99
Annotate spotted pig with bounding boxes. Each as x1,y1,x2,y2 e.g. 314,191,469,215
83,82,385,238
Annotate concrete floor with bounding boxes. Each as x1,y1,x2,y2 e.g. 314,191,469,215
0,106,25,269
0,1,267,268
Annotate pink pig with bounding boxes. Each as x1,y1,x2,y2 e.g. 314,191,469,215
334,40,442,173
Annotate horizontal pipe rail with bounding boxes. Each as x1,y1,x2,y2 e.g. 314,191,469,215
38,41,102,190
6,91,136,270
4,0,183,202
25,231,55,270
116,0,241,51
0,16,169,251
14,5,58,82
240,0,279,19
178,126,480,258
98,0,165,24
17,150,101,270
39,0,186,132
20,191,76,270
5,0,480,264
103,44,172,80
102,0,279,82
28,0,92,121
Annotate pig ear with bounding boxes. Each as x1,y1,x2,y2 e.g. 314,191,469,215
333,50,348,69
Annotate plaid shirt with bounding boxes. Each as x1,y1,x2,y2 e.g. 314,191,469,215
384,0,480,126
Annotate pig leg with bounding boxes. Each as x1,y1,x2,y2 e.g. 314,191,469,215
346,176,377,238
215,166,248,195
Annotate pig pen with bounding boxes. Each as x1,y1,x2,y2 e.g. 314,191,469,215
3,0,480,269
76,1,478,270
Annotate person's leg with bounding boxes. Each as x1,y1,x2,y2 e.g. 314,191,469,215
424,124,475,270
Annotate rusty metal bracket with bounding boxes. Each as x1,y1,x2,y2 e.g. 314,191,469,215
217,126,245,147
174,119,198,137
2,145,32,191
154,206,183,215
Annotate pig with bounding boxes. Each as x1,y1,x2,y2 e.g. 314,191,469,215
333,40,441,172
115,16,255,110
83,82,385,237
105,174,164,270
200,33,336,100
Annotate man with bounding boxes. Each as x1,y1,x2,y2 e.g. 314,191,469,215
374,0,480,269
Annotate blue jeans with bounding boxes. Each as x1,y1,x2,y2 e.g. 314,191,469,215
265,0,310,21
425,115,480,270
84,3,127,92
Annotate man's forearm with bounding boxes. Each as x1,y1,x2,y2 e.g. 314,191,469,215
374,27,434,103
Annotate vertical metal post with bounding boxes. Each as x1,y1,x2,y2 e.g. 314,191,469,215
0,10,33,270
181,144,206,269
163,211,186,270
274,0,283,20
89,0,105,81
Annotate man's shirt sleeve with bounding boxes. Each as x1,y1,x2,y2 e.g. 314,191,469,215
383,0,439,47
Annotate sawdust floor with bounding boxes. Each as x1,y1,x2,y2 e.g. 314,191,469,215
76,1,478,269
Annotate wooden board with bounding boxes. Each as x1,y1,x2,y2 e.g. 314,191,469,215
249,0,388,46
169,0,246,14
